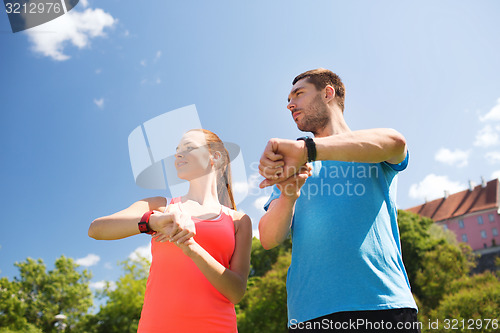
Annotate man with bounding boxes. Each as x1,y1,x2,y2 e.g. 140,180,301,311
258,68,419,332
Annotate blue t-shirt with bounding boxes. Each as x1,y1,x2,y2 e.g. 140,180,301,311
264,153,417,325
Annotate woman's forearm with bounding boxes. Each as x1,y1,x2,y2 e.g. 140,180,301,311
186,242,247,304
88,215,143,240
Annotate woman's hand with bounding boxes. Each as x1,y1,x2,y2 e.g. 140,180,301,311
149,208,196,244
174,237,198,257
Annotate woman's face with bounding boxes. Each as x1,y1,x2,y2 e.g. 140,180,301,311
175,131,213,180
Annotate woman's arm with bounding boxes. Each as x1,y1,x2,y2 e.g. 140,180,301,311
177,212,252,304
88,196,167,240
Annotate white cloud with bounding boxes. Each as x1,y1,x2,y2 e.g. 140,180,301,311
156,78,161,84
434,148,470,168
76,253,100,267
25,7,116,61
124,30,130,37
129,243,152,262
409,174,466,201
233,172,263,197
485,151,500,164
253,196,270,213
93,98,104,108
474,125,499,147
480,98,500,122
90,280,116,291
104,262,113,270
155,51,162,60
95,68,101,74
491,170,500,180
80,0,89,8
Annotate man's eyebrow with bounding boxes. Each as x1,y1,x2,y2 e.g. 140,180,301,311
288,87,303,102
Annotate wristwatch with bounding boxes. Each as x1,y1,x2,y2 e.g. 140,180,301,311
138,211,155,235
297,136,317,162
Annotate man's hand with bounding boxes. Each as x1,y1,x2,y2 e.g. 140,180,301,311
149,208,196,244
275,164,312,199
259,138,308,188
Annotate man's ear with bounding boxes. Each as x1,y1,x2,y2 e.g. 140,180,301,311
325,85,335,101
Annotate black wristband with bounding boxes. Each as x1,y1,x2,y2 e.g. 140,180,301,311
297,136,317,162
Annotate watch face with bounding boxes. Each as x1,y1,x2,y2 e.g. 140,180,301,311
138,222,148,232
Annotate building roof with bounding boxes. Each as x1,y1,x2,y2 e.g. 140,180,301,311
406,178,499,221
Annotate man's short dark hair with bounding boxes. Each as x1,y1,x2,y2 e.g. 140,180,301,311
293,68,346,112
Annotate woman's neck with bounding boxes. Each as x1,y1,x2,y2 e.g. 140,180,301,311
183,173,220,207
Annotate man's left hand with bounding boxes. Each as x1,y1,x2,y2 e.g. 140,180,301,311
259,138,308,188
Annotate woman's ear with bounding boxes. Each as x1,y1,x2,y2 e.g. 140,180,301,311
212,151,222,167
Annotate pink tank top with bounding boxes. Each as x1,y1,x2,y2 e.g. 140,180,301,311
138,198,237,333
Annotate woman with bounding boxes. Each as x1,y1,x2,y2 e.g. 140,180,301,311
88,129,253,333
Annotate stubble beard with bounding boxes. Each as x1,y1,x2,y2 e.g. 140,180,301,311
297,94,330,135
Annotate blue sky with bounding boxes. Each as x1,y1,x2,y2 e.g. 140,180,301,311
1,0,500,295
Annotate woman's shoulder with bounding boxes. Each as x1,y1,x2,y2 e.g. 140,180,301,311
225,207,248,220
225,208,251,231
140,196,169,211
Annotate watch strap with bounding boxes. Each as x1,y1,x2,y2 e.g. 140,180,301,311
138,211,155,235
297,136,317,162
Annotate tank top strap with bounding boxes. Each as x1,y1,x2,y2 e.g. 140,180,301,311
163,197,174,213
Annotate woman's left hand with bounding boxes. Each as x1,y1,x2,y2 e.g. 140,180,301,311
174,237,198,257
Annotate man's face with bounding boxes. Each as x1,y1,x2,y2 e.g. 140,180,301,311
287,79,330,134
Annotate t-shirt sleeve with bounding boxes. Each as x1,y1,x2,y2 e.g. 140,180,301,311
383,150,409,172
263,185,281,211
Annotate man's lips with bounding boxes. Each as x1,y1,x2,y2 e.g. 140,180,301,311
292,111,301,121
176,161,187,167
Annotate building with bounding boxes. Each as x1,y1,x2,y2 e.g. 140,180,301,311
406,178,500,251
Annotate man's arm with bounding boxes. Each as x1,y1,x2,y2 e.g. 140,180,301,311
259,166,311,249
315,128,407,165
259,128,406,188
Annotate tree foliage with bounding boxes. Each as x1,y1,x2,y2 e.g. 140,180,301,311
81,258,150,333
422,272,500,333
0,256,92,333
237,252,290,333
397,210,476,309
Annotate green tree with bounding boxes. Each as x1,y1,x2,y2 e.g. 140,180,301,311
415,242,475,309
397,210,476,309
423,272,500,333
82,258,150,333
237,252,290,333
248,236,291,278
0,256,92,333
0,277,30,331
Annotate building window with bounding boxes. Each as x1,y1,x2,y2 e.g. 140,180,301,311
493,228,498,236
461,234,468,242
442,224,448,231
481,230,487,239
459,219,464,228
489,214,495,222
478,216,484,225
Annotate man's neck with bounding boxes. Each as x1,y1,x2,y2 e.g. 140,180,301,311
314,108,350,138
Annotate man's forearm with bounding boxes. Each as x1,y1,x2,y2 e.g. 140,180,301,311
315,128,407,164
258,195,297,250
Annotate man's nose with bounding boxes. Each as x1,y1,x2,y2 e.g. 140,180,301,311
287,101,295,111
